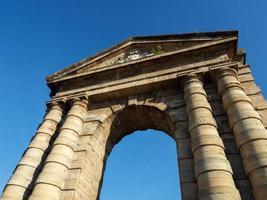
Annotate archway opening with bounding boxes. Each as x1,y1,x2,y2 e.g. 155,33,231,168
100,129,181,200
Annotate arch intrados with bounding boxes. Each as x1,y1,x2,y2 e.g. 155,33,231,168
90,104,176,156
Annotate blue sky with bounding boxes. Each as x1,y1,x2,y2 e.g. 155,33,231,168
0,0,267,199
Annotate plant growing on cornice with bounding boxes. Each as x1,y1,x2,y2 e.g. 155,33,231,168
151,45,164,55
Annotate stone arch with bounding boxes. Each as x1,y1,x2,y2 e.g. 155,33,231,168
104,104,175,147
85,104,177,199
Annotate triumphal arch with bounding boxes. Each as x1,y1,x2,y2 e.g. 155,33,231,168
1,31,267,200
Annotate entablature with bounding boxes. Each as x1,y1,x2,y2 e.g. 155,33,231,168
50,59,240,103
47,31,244,103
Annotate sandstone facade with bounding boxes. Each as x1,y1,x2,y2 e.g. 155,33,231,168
1,31,267,200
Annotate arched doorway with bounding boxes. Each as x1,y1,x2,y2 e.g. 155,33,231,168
100,129,181,200
81,104,186,200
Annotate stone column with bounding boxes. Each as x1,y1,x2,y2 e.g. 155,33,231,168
183,74,240,200
28,97,88,200
212,67,267,200
1,101,64,200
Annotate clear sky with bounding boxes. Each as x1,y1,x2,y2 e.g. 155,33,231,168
0,0,267,199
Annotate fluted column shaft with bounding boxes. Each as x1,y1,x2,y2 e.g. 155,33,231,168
183,74,240,200
1,102,64,200
213,67,267,200
28,98,88,200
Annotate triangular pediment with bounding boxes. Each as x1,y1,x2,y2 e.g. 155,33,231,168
47,31,238,83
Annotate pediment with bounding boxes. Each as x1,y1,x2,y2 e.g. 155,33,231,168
47,31,238,84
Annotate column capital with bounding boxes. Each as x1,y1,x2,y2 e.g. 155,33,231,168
211,66,243,96
178,73,204,88
210,66,238,82
181,73,208,104
68,96,89,109
46,99,66,111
